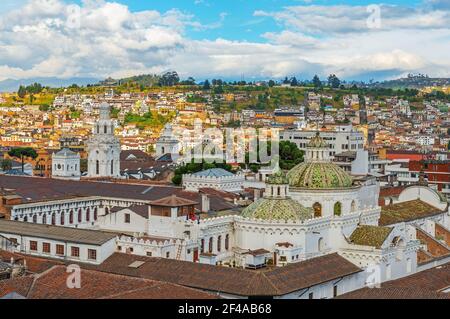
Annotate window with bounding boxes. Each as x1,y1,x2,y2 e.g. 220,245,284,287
225,234,229,251
94,208,98,221
208,237,213,253
124,213,131,224
78,209,82,223
32,215,37,223
201,239,205,253
313,202,322,218
60,213,65,225
96,160,99,175
166,252,170,258
88,249,97,261
42,242,51,254
69,211,73,224
308,292,314,299
51,213,56,225
333,285,338,297
111,160,114,175
146,251,152,257
71,246,80,258
56,244,65,256
30,241,38,251
334,202,342,216
86,208,90,222
217,236,221,252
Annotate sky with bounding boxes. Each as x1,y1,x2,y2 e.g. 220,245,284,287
0,0,448,82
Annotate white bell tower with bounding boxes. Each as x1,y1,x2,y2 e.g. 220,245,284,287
86,102,121,178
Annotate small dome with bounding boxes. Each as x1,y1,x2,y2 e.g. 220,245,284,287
287,162,353,189
308,132,328,148
241,198,313,221
266,170,288,185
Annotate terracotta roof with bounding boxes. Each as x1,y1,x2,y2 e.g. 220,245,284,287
380,200,444,226
0,220,117,245
0,175,237,212
338,262,450,299
149,195,198,207
0,250,63,274
84,252,361,297
0,266,215,299
349,225,393,248
379,186,406,198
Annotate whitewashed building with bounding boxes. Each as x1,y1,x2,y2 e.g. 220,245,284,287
51,148,81,181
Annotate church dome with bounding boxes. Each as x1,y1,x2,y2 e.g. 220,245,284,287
266,169,289,185
287,162,353,189
287,132,353,189
241,197,313,222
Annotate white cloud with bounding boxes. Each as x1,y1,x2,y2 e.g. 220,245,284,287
0,0,448,82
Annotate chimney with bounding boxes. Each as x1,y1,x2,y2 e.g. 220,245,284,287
201,194,210,213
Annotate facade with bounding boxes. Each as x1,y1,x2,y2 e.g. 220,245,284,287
280,125,365,159
51,148,81,180
86,102,121,178
155,123,180,160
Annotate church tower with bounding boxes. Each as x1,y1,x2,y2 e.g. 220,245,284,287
86,102,121,178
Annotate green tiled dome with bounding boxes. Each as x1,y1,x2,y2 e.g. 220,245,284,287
287,162,353,189
241,198,313,221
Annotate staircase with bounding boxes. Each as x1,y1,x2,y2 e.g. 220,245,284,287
176,244,182,260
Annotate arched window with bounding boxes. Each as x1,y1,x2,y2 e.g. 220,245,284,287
318,237,325,252
201,239,205,253
96,160,100,175
33,215,37,223
24,216,28,222
105,207,109,215
86,208,90,222
313,202,322,218
42,214,46,224
225,234,229,251
208,237,213,253
104,125,107,134
334,202,342,216
51,213,56,225
111,160,114,175
69,211,73,224
60,212,65,225
217,236,222,252
94,208,98,221
351,200,357,212
78,209,82,223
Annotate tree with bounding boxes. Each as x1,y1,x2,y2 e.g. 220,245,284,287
279,141,304,170
312,75,321,88
18,85,26,98
7,147,38,173
291,77,298,86
159,71,180,86
328,74,341,88
0,159,12,172
268,80,275,87
203,80,211,90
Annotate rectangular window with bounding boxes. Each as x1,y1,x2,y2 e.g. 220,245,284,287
308,292,314,299
56,244,65,256
333,285,338,297
146,251,152,257
88,249,97,261
42,242,51,254
124,213,131,224
166,252,170,258
30,240,38,251
71,246,80,258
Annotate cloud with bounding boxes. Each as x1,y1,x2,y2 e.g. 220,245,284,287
254,4,450,34
0,0,448,82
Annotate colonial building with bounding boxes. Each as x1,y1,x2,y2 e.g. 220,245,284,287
51,148,81,181
86,102,121,178
155,124,180,160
